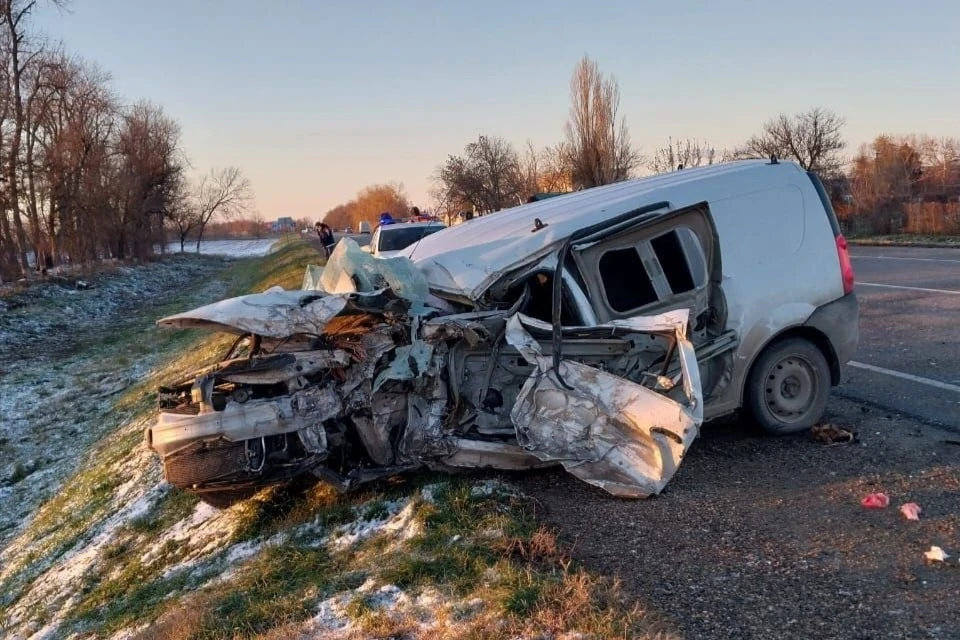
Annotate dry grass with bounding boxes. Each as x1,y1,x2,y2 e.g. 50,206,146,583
118,480,673,640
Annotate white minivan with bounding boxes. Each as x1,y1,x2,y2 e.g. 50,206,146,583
404,158,858,433
149,159,858,504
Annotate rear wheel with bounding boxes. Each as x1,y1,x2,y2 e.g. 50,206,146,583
746,337,831,435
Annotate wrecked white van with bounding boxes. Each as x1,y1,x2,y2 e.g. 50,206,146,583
147,159,858,506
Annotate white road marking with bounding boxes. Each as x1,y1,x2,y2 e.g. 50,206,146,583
851,255,960,264
857,282,960,295
849,361,960,394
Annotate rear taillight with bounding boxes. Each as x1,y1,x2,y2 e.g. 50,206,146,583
836,234,855,295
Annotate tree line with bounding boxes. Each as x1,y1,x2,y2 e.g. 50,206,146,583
0,0,252,281
324,55,958,237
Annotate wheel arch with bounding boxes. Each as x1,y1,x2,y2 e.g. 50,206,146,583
739,325,841,406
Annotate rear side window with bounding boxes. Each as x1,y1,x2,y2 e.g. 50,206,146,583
598,227,707,314
599,248,657,312
651,231,695,293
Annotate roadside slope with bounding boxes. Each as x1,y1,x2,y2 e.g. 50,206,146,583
1,240,670,640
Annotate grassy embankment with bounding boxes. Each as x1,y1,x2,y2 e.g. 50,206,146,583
1,238,670,639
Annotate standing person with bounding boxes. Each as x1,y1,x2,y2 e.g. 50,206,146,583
318,223,336,257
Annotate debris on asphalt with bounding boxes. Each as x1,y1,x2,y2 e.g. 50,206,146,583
812,423,856,445
923,546,949,562
861,492,890,508
899,502,921,520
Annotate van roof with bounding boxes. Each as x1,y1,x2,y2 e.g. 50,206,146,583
406,159,808,299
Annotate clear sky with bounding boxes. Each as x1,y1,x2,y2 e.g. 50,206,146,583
34,0,960,220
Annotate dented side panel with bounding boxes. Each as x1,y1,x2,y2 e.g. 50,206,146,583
505,313,702,497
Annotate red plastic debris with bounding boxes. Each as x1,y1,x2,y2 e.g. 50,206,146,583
860,493,890,508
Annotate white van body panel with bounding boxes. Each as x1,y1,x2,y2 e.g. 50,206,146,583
406,159,848,419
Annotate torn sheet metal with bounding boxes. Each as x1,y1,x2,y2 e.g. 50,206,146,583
157,289,350,338
302,264,325,291
220,350,351,385
373,341,434,392
152,255,707,502
320,238,430,307
506,312,702,497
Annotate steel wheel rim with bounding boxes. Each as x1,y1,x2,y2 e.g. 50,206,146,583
763,355,816,423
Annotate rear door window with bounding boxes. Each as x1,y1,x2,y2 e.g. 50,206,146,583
594,227,707,316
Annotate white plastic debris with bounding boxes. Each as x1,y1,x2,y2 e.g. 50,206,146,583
923,546,948,562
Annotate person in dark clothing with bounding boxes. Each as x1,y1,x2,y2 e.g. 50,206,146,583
317,223,336,257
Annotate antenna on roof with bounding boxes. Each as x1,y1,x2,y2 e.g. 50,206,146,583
769,154,779,165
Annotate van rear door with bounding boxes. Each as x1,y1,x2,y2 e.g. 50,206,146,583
571,201,725,342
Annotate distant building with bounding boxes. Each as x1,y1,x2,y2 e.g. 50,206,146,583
271,216,296,232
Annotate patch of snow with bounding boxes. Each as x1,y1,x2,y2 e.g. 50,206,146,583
470,478,514,498
325,499,422,551
419,482,444,504
164,239,277,257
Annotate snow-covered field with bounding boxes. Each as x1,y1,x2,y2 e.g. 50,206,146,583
0,258,233,546
163,239,277,257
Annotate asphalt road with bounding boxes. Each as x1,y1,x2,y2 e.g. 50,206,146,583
842,246,960,430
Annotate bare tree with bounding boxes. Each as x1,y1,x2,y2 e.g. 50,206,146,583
2,0,42,272
562,55,639,189
521,141,571,196
192,166,252,250
165,180,197,252
112,101,184,259
735,107,846,176
250,209,266,238
436,134,524,214
648,137,716,174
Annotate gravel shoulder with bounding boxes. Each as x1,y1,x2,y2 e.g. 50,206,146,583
519,398,960,640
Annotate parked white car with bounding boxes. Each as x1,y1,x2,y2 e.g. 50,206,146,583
363,221,446,258
148,159,858,506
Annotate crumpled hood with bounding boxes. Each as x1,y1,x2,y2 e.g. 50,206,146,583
159,237,435,337
157,289,350,338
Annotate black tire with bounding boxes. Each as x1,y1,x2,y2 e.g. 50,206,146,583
745,337,831,435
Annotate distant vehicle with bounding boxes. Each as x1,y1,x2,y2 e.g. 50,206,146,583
362,221,446,258
358,221,371,234
345,226,353,234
